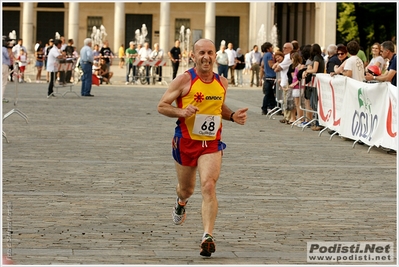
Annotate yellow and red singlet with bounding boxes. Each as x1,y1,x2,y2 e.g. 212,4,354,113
174,68,226,141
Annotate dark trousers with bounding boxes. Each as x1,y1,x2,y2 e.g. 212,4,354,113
218,64,228,78
156,66,162,81
171,60,180,79
262,79,277,112
48,71,56,96
59,71,66,84
65,70,72,83
80,62,92,96
229,65,235,84
126,63,137,82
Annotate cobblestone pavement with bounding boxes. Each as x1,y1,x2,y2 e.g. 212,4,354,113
2,76,396,265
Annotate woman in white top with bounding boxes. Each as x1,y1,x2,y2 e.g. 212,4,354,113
366,42,386,74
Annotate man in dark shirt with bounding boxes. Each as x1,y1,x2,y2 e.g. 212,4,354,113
168,40,181,79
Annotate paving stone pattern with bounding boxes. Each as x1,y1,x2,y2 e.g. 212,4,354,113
2,75,396,265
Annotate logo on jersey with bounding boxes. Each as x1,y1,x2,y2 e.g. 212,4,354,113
194,92,205,102
205,96,222,100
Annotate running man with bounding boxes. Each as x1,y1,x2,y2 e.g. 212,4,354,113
157,38,248,257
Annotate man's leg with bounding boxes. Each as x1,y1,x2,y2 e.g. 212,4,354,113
197,151,221,235
174,162,197,201
230,66,235,84
172,161,197,225
48,71,55,96
197,151,221,256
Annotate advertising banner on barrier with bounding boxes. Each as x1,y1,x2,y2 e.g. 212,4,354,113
317,74,397,151
382,83,397,150
339,79,389,148
317,74,346,132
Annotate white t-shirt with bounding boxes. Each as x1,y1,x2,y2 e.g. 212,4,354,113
138,48,152,61
47,46,61,72
279,53,292,87
344,55,365,82
367,56,386,72
150,49,164,60
226,48,237,66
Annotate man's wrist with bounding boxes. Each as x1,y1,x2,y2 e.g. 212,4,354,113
230,112,235,122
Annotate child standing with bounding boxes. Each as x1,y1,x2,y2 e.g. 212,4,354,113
17,49,28,83
288,52,304,124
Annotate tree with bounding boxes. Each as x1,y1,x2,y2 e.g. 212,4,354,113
337,3,396,59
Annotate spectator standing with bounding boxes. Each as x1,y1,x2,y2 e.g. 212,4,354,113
302,43,325,131
64,39,75,83
6,40,14,83
17,49,28,83
168,40,182,80
150,43,164,83
125,41,138,84
12,38,27,61
2,40,11,101
226,42,236,85
332,44,349,75
234,47,245,87
342,40,365,82
57,36,68,85
44,39,54,83
34,40,42,53
47,39,64,98
244,50,251,75
365,40,396,86
35,45,45,82
260,42,276,114
325,44,341,74
79,38,94,97
288,52,304,124
100,40,114,70
249,45,262,87
357,45,368,68
138,42,152,84
119,44,125,68
216,45,228,78
274,42,293,123
92,44,101,61
366,42,386,74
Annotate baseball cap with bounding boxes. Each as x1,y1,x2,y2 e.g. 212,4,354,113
49,39,54,42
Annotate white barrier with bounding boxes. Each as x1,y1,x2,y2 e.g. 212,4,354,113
316,74,397,151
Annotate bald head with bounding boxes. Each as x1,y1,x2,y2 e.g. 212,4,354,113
283,42,293,54
193,39,215,53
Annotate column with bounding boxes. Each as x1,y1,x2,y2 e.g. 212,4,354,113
204,2,215,41
22,2,34,54
314,2,336,48
114,2,125,52
68,3,79,46
159,2,170,53
248,2,274,49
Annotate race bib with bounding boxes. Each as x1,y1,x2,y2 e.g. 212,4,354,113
192,114,221,137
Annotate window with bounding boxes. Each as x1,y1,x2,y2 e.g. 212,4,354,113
87,16,103,38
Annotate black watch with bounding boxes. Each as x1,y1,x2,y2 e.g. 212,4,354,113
230,112,235,122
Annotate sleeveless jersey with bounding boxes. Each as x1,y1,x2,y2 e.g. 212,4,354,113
175,68,226,141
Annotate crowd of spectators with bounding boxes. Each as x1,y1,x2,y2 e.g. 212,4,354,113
255,39,397,132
